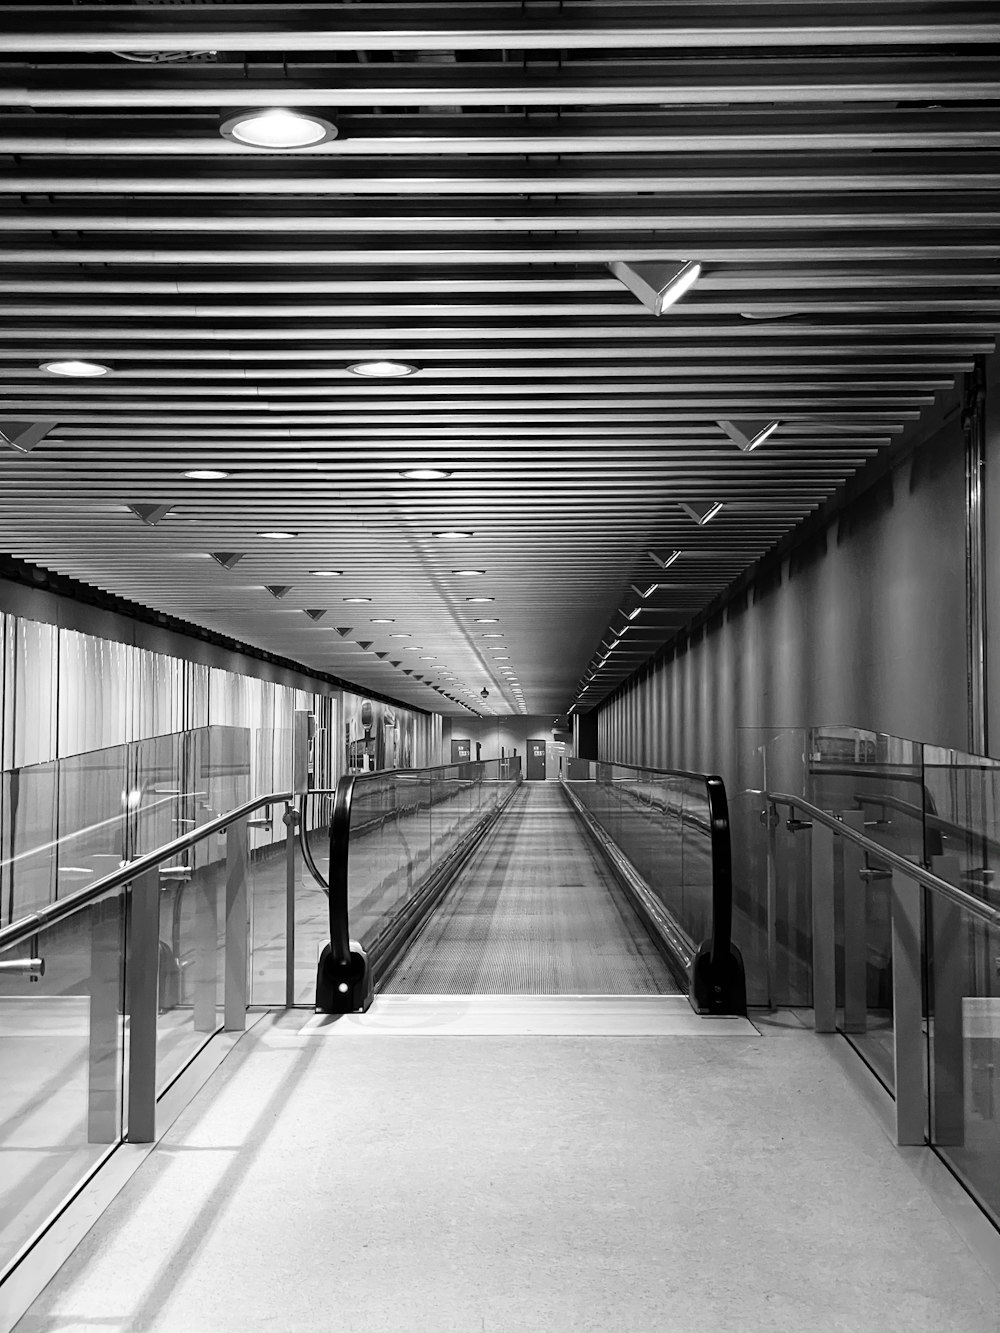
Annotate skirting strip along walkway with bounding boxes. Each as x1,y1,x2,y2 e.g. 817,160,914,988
304,993,757,1038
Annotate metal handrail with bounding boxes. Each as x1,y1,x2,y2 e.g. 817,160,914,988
0,789,293,954
766,790,1000,928
854,788,1000,862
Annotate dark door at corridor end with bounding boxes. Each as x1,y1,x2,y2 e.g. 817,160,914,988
527,739,547,781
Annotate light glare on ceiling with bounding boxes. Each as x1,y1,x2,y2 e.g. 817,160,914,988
220,108,337,149
347,360,418,378
40,359,110,377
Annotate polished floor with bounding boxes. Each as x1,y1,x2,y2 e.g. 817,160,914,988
384,784,677,995
15,1005,1000,1333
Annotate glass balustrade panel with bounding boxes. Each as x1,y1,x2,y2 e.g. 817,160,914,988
928,894,1000,1227
0,893,125,1275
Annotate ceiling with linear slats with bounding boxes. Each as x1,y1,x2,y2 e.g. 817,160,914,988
0,2,998,718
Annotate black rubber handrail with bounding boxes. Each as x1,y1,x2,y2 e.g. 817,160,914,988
317,758,520,1012
323,758,517,969
578,759,743,1014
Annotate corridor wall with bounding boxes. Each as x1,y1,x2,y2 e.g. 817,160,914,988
0,581,438,787
592,383,984,793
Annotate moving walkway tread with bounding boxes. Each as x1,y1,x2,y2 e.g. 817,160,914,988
382,783,679,996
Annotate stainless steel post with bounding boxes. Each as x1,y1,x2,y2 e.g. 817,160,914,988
891,867,926,1145
224,817,248,1032
192,867,218,1033
765,804,779,1010
840,810,868,1034
126,869,160,1144
811,820,837,1033
283,803,298,1008
929,854,966,1146
88,894,122,1143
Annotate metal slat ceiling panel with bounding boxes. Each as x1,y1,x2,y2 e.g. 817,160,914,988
0,2,997,716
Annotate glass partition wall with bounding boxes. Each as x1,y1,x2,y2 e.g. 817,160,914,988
746,725,1000,1229
329,757,523,975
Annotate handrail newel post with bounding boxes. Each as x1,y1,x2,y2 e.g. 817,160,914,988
890,866,926,1145
810,819,837,1033
125,869,159,1144
282,802,299,1009
224,817,249,1032
840,810,869,1035
929,853,966,1146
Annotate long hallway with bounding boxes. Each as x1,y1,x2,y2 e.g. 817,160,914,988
383,783,678,996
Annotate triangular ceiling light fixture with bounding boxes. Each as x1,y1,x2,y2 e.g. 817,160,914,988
129,503,173,526
607,260,701,315
648,548,682,570
389,660,402,667
680,501,724,526
631,583,660,599
303,608,326,621
265,584,291,599
718,419,781,452
402,668,413,676
355,640,373,650
0,419,57,453
374,651,388,660
335,626,353,637
210,551,244,569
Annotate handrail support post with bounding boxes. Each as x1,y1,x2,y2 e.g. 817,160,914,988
811,819,837,1032
283,803,299,1009
890,866,926,1145
126,869,160,1144
840,810,868,1034
224,817,249,1032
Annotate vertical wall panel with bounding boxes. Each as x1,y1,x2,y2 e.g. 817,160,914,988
592,409,970,791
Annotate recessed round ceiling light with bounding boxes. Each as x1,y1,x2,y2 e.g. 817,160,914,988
347,360,418,378
220,108,337,150
371,617,394,624
183,468,230,480
258,530,296,540
310,569,343,577
344,596,372,603
433,530,473,540
453,569,485,577
40,358,110,377
465,596,494,603
401,468,452,480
